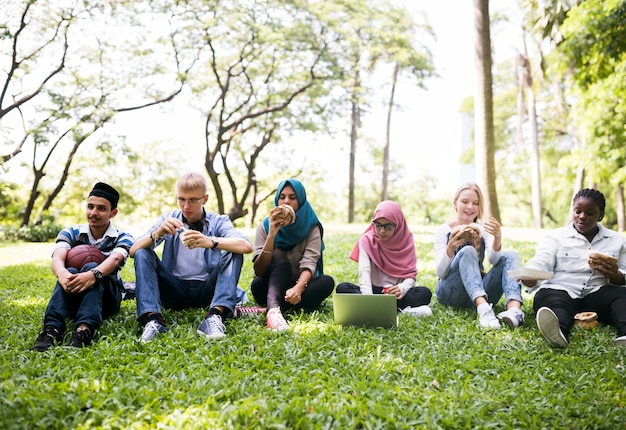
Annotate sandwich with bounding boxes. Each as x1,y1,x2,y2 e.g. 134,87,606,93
276,204,295,226
588,252,617,270
454,224,481,242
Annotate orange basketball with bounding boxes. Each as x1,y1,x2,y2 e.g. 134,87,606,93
65,244,106,269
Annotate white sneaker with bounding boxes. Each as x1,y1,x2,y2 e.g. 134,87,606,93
477,303,501,330
536,307,568,347
614,335,626,347
498,307,525,329
402,305,433,317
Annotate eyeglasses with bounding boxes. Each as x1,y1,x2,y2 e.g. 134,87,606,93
177,196,205,205
372,221,396,232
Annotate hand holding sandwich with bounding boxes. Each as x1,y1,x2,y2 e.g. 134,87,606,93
446,223,481,257
588,252,624,285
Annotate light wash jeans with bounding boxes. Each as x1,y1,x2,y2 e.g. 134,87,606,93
134,248,242,320
436,246,522,309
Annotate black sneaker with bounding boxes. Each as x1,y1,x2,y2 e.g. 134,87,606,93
68,328,93,348
31,326,63,352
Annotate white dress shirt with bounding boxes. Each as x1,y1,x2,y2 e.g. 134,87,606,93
524,223,626,299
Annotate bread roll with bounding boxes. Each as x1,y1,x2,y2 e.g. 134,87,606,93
574,311,599,329
276,204,295,226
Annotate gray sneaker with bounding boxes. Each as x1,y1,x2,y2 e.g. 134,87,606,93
614,335,626,347
197,314,226,339
536,307,568,347
140,320,169,343
498,307,525,329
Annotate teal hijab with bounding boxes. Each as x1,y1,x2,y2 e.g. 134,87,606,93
263,178,325,275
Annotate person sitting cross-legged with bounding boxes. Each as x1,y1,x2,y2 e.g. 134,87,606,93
336,200,432,317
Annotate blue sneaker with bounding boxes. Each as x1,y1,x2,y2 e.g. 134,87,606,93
197,314,226,339
140,320,169,343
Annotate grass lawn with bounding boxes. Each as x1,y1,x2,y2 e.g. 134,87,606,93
1,226,625,429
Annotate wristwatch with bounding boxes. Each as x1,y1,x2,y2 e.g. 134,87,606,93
91,268,103,279
211,236,219,249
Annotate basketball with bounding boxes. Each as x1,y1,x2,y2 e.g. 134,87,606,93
65,244,106,269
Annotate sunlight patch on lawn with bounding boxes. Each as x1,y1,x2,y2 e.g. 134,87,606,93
0,242,52,267
10,297,48,308
293,320,333,335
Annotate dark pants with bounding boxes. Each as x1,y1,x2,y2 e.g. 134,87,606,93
251,259,334,311
336,281,432,311
43,263,122,333
533,286,626,338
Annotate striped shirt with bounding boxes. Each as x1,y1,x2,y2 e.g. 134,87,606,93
55,223,134,279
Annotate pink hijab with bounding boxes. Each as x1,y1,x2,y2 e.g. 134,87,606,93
349,201,418,279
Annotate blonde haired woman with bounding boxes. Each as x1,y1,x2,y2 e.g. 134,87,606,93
434,183,524,329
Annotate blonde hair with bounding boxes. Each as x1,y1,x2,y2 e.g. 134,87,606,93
176,172,208,195
453,182,484,222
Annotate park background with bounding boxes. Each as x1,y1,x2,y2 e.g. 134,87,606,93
1,1,626,428
2,0,625,241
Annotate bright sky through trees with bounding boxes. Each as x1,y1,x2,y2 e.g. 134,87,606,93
112,0,520,197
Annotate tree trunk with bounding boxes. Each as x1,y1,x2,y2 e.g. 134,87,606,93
348,68,361,223
473,0,500,221
573,164,585,194
515,55,526,151
381,62,399,201
618,184,625,232
22,172,43,227
525,60,543,229
567,164,586,224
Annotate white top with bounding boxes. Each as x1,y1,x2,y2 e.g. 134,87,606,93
524,223,626,299
433,222,501,279
357,242,414,297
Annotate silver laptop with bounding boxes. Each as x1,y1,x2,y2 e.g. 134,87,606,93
333,293,398,328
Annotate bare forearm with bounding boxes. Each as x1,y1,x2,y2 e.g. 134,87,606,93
217,237,253,254
129,235,154,257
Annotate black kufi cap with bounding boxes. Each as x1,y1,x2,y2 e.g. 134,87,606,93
89,182,119,209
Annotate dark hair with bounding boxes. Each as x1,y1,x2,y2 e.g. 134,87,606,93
573,188,605,212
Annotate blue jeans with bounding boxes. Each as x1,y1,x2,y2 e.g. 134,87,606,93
436,247,522,309
134,248,243,320
43,262,122,332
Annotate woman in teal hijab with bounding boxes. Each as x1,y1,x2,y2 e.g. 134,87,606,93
251,178,334,331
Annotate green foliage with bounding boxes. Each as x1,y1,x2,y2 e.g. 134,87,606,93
549,0,626,201
558,0,626,88
1,216,63,243
2,229,626,429
0,181,22,221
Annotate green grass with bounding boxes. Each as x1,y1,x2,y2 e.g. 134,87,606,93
1,227,625,429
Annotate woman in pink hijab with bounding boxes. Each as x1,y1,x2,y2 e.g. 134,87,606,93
336,201,432,316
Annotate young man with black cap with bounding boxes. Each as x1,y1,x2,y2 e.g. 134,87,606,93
130,172,253,342
30,182,135,351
